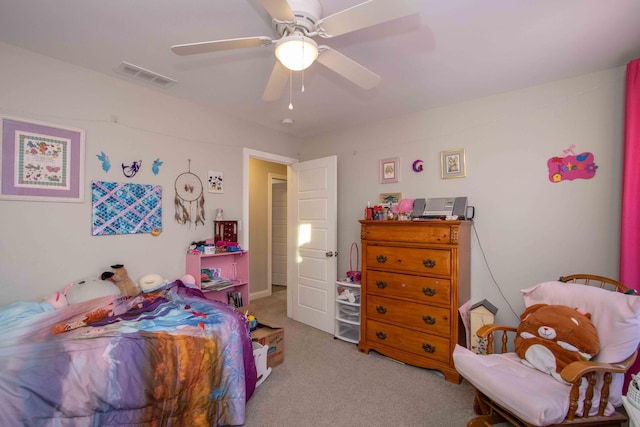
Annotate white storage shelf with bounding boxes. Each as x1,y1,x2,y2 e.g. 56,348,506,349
335,280,361,344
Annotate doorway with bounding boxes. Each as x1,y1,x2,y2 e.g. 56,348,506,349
269,175,287,293
243,148,337,333
243,149,297,302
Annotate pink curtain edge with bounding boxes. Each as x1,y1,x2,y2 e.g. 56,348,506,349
620,58,640,393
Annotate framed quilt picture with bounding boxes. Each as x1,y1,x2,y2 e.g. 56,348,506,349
0,116,85,202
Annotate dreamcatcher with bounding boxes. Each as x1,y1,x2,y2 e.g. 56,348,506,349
174,160,205,227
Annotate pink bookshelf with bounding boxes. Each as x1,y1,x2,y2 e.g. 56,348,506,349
185,251,249,306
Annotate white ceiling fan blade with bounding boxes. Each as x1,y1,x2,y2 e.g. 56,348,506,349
263,61,290,101
316,47,381,90
317,0,413,38
171,36,272,56
259,0,295,22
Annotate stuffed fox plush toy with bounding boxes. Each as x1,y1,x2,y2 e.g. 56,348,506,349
514,304,600,383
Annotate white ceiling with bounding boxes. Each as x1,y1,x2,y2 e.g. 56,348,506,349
1,0,639,139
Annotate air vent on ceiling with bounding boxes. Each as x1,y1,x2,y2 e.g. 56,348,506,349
114,61,177,88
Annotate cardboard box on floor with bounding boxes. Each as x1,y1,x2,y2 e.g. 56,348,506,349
238,306,284,368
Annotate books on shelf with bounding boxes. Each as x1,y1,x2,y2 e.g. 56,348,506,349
201,278,238,291
227,290,243,308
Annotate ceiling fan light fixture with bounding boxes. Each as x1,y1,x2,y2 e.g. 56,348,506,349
275,35,318,71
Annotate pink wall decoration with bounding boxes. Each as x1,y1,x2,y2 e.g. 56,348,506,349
547,145,598,183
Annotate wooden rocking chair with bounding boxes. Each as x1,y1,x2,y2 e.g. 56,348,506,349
453,274,640,427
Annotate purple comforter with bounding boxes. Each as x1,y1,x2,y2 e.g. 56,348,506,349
0,281,256,426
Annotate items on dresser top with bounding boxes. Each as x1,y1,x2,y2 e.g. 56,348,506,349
358,220,471,383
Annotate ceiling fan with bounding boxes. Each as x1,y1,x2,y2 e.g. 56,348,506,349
171,0,413,101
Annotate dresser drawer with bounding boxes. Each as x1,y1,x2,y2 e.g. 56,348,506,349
366,246,451,276
361,222,453,244
365,319,450,364
366,271,451,306
367,295,451,337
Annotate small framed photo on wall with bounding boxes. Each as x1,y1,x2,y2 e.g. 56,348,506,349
440,148,466,179
379,157,399,184
208,171,223,193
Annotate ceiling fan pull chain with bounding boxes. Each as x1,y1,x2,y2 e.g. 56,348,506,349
288,69,293,110
301,36,306,93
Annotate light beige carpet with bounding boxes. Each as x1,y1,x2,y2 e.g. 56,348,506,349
243,286,482,427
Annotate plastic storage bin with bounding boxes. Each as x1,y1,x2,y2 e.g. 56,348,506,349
335,280,361,344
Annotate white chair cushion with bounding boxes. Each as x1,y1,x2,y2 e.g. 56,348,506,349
453,345,615,426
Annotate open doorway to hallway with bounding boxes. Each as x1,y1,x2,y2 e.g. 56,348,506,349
270,176,287,292
243,149,296,305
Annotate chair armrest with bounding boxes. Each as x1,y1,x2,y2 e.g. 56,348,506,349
476,324,517,338
560,352,638,383
476,324,517,354
560,351,638,420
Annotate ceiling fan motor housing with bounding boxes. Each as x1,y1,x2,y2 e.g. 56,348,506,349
277,0,322,34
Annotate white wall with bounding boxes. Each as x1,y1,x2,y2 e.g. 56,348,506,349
0,41,627,327
301,67,626,326
0,42,301,304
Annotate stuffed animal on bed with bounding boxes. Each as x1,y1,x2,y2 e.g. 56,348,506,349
66,277,121,304
514,304,600,383
44,283,73,309
106,264,139,296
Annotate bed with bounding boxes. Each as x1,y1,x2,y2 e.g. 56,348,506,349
0,281,257,426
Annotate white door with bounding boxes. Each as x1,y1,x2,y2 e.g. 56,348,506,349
287,156,337,334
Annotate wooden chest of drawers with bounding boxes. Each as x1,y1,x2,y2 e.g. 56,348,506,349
358,220,471,383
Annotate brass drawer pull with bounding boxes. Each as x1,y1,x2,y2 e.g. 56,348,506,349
422,343,436,353
376,255,387,263
376,280,387,289
423,259,436,268
376,305,387,315
376,331,387,340
422,315,436,325
422,287,436,296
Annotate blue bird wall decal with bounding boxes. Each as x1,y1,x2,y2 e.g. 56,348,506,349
97,152,111,172
152,158,163,175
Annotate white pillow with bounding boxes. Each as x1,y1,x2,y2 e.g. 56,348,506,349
66,277,121,304
138,273,166,292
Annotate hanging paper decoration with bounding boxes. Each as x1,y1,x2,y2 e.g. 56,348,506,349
96,152,111,172
122,160,142,178
91,181,162,236
174,160,205,227
152,158,163,175
547,144,598,183
208,171,224,193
